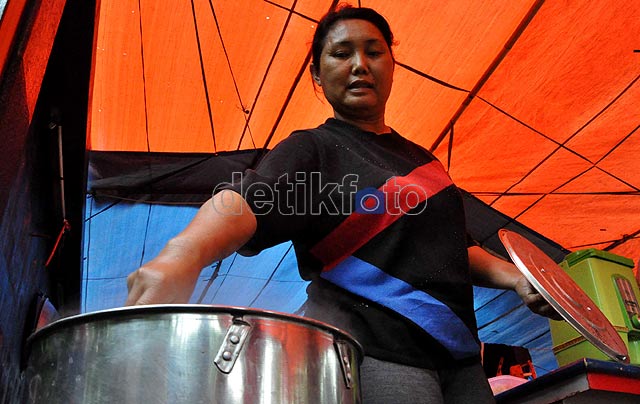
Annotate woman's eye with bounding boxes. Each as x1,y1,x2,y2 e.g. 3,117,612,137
368,51,383,57
332,51,349,58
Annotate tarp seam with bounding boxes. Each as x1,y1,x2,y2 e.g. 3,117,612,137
262,0,318,23
207,253,238,303
138,203,153,267
483,75,640,233
428,0,547,152
196,259,222,304
83,195,122,221
248,243,294,306
206,0,253,151
136,0,151,153
257,0,339,159
488,74,640,208
190,0,217,152
237,0,301,150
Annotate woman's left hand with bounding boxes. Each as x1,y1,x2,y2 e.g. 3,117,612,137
513,275,563,321
468,245,564,321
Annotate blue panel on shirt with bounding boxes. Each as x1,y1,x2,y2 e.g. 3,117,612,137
321,255,480,360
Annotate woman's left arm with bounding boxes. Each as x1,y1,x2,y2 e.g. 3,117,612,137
468,245,562,320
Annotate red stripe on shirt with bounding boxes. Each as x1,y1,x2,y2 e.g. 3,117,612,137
310,160,453,271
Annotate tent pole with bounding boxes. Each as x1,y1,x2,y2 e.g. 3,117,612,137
56,124,67,219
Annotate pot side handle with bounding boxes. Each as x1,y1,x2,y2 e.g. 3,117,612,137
213,318,251,374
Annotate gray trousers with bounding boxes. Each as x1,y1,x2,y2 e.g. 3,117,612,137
360,356,496,404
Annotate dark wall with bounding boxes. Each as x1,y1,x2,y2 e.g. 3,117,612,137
37,0,95,305
0,0,94,401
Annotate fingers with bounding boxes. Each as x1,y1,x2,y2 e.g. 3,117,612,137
514,276,563,320
125,271,142,306
124,265,195,306
525,294,562,320
125,269,153,306
126,270,136,291
130,289,159,306
540,307,564,321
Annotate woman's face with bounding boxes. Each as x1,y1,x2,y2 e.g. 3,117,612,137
313,19,394,122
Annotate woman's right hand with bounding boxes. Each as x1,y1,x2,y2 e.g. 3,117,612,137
124,191,257,306
125,256,200,305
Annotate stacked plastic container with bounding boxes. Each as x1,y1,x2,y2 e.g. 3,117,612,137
550,249,640,365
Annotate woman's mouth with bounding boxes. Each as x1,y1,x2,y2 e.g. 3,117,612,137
347,80,374,90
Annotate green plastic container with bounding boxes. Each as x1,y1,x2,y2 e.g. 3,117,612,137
550,249,640,366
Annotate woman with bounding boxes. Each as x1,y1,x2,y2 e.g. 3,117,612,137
126,6,558,403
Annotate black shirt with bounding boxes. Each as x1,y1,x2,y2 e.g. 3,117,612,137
221,118,480,369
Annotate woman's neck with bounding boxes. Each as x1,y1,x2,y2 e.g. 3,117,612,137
333,112,390,134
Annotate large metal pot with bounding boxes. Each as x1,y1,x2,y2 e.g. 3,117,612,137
23,305,363,403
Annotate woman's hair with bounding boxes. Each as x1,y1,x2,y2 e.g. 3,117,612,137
311,5,395,69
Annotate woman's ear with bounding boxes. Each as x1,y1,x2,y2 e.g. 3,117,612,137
309,64,321,86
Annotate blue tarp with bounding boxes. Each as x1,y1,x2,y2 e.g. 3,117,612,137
82,198,309,313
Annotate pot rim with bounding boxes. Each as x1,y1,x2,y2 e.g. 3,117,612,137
26,304,364,356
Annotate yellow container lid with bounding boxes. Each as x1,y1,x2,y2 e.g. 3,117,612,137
564,248,635,269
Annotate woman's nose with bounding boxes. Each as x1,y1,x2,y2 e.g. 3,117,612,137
351,51,369,75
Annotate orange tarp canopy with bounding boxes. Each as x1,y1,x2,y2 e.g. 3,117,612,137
88,0,640,267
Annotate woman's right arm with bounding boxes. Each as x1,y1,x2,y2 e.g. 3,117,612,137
125,190,257,305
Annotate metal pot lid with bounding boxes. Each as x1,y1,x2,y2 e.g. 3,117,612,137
498,229,629,364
